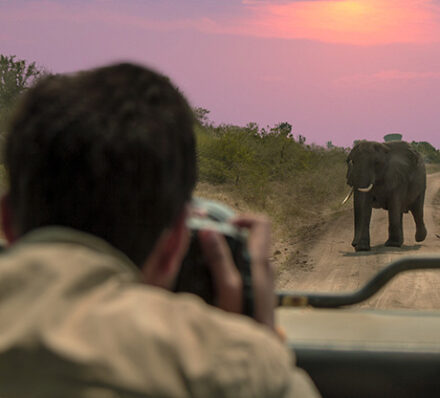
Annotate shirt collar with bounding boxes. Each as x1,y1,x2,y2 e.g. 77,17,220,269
14,226,143,279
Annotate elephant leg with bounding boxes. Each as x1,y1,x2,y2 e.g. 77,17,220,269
385,198,403,247
410,192,427,242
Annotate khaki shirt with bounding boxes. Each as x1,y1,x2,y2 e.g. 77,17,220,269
0,227,320,398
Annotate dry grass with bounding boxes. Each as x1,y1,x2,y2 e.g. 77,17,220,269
195,158,349,275
427,163,440,174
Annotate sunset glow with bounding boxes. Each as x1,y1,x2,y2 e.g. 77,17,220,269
240,0,440,45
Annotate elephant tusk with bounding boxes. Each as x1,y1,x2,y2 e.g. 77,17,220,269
358,183,373,193
342,188,354,205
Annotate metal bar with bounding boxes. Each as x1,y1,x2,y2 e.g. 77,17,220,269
276,256,440,308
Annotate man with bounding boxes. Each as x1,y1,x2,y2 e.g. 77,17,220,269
0,63,319,397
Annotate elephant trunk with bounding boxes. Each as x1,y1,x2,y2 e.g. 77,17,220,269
352,190,372,251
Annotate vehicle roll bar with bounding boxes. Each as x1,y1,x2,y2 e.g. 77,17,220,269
276,256,440,308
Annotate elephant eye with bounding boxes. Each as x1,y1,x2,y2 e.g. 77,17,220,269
347,159,353,166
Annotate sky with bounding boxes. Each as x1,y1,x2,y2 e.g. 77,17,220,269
1,0,440,148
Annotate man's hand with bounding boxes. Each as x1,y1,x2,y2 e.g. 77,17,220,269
233,215,274,329
198,215,275,330
198,229,243,314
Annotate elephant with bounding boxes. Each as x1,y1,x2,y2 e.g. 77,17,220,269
344,140,427,251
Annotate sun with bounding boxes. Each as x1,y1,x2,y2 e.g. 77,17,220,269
326,1,373,31
274,0,380,40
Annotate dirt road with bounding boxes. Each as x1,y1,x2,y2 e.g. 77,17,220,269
276,172,440,309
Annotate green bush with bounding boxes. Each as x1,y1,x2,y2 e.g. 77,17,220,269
411,141,440,163
195,120,350,215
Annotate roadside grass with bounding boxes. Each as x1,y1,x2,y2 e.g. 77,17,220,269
427,163,440,174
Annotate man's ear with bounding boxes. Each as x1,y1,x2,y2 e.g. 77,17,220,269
141,205,190,289
1,194,16,244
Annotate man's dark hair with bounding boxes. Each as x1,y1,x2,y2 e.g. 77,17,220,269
5,63,197,267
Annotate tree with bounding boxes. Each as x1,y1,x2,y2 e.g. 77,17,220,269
411,140,440,163
0,55,45,131
297,134,306,145
0,55,46,164
193,107,211,127
245,122,259,137
0,55,44,108
271,122,293,137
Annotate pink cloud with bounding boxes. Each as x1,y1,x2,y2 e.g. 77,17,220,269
336,69,440,87
1,1,180,31
374,70,440,80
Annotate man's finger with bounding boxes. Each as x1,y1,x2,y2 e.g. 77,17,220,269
232,215,272,265
198,230,243,313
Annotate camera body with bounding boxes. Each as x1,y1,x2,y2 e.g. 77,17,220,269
173,198,254,317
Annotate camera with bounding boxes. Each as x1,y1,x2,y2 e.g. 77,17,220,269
173,198,254,317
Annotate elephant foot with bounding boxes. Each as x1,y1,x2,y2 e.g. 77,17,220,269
354,240,370,251
415,225,427,242
385,239,403,248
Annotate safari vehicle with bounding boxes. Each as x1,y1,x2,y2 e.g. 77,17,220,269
276,256,440,398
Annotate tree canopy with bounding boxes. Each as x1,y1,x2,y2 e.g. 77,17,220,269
411,141,440,163
0,54,45,132
0,55,44,108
